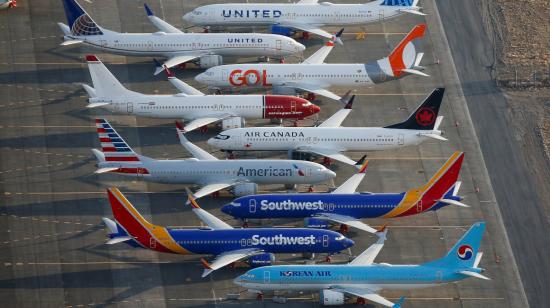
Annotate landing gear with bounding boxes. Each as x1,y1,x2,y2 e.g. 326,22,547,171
306,92,316,101
227,151,235,160
302,32,310,40
279,57,285,64
325,255,332,263
242,220,249,228
323,157,332,166
212,191,220,198
203,26,210,33
256,293,264,301
339,224,349,234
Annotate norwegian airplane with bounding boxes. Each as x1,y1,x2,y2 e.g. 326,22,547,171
83,55,320,132
183,0,424,41
103,187,354,277
208,88,446,166
195,25,427,101
92,119,336,199
222,152,468,233
0,0,16,10
58,0,305,74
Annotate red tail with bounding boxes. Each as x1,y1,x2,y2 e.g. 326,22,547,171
419,152,464,208
388,24,426,77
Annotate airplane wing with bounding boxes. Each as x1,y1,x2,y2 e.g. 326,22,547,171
192,182,236,200
318,95,355,127
154,55,202,75
157,62,204,96
201,248,263,277
179,116,232,133
144,4,183,34
297,0,319,4
332,158,368,194
301,30,343,64
187,191,233,229
314,213,377,233
280,22,336,41
329,286,403,308
348,228,387,265
175,122,218,160
286,82,341,101
299,147,356,166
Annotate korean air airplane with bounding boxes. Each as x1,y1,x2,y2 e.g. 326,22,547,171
92,119,336,199
195,25,427,101
58,0,305,74
183,0,424,41
208,88,446,166
83,55,320,132
103,187,354,277
222,152,467,233
234,222,488,307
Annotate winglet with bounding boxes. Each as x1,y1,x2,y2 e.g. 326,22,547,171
355,157,368,173
175,120,185,132
164,66,175,78
85,54,100,62
344,95,355,109
376,223,388,234
333,28,344,45
186,188,200,208
393,296,405,308
339,90,352,104
144,3,154,16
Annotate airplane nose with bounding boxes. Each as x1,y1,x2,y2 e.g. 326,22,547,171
206,137,217,146
311,104,321,115
296,42,306,52
182,12,192,22
324,169,336,179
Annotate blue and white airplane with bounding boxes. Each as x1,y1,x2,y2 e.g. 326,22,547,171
234,222,488,307
103,187,354,277
222,152,467,233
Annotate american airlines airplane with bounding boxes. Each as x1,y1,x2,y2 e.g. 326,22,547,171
83,55,320,132
234,222,488,307
222,152,467,233
195,25,427,101
183,0,424,41
92,119,336,198
58,0,305,74
103,187,354,277
208,88,446,166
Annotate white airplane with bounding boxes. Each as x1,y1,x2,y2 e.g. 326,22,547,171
92,119,336,199
195,25,427,101
58,0,305,74
0,0,16,10
183,0,424,41
83,55,320,132
208,88,446,166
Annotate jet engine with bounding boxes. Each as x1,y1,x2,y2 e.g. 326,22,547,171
319,290,345,306
198,55,223,68
222,117,245,130
304,217,330,229
231,183,258,196
247,253,275,267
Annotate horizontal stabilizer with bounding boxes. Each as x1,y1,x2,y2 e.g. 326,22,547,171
82,84,96,98
91,148,105,162
401,8,426,16
106,236,133,245
437,198,469,207
61,39,83,46
95,167,119,174
459,270,491,280
401,68,429,77
421,133,448,141
86,102,110,108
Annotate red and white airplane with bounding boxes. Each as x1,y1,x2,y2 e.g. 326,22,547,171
195,25,428,101
84,55,320,132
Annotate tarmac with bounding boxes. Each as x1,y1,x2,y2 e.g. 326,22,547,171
0,0,531,307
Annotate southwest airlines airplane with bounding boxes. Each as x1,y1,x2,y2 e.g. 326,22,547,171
234,222,488,307
183,0,424,40
84,55,320,132
222,152,467,233
103,187,354,277
58,0,305,74
208,88,446,166
92,119,336,199
195,25,427,101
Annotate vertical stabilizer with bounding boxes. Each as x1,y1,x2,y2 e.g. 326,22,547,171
61,0,103,36
86,55,135,97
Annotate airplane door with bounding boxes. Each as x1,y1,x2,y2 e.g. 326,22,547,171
398,134,404,145
322,235,329,247
276,39,282,51
263,271,270,284
222,69,228,82
416,200,423,212
329,203,335,211
291,101,296,113
127,102,133,114
436,270,443,282
249,199,256,213
149,237,157,249
147,41,153,51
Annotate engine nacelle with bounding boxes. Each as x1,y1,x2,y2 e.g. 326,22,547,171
304,217,330,229
247,253,275,267
271,25,293,37
232,183,258,196
222,116,245,130
319,290,345,306
198,55,223,68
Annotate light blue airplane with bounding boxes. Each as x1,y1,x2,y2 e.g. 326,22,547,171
234,222,488,307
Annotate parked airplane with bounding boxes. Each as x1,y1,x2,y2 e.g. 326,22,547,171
195,25,427,101
83,55,320,132
183,0,424,41
234,222,488,307
208,88,446,166
222,152,467,233
0,0,16,10
58,0,305,74
103,187,354,277
92,119,336,198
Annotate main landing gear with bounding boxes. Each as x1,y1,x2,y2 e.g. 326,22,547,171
323,157,333,167
306,92,316,101
356,297,366,305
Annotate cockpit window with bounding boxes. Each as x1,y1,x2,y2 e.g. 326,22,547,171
335,235,345,241
192,10,202,15
214,134,230,140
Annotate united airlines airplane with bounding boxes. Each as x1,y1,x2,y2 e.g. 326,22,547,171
222,152,467,233
58,0,305,74
234,222,488,307
103,187,354,277
208,88,446,166
83,55,320,132
183,0,424,41
92,119,336,199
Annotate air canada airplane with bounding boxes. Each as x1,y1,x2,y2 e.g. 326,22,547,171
103,187,354,277
183,0,424,41
222,152,467,233
208,88,446,166
195,25,427,101
58,0,305,74
92,119,336,199
235,222,488,307
83,55,320,132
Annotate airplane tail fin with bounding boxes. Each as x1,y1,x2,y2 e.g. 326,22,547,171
384,88,444,130
95,119,149,166
386,24,426,77
61,0,103,36
424,222,486,270
86,55,136,97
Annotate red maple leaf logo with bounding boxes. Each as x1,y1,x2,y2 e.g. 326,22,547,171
415,107,436,126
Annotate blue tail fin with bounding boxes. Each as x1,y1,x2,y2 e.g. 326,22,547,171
424,222,486,268
381,0,414,6
61,0,103,36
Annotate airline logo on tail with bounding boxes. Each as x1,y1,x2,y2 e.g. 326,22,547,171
96,119,139,162
457,245,473,260
62,0,103,36
416,107,436,126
